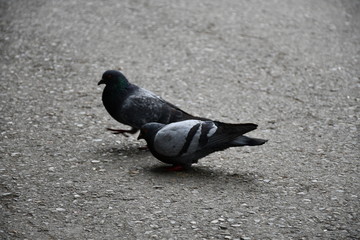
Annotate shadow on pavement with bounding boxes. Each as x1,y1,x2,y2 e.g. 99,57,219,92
94,146,264,191
147,164,263,187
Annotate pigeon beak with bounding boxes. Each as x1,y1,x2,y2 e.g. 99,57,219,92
98,79,105,85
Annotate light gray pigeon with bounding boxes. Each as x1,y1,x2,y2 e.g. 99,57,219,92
98,70,208,136
138,119,267,170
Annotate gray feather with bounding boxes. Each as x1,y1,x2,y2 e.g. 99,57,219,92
139,119,268,168
99,70,209,134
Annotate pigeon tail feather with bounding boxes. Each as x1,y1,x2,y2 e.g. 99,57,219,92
215,122,258,136
230,136,268,146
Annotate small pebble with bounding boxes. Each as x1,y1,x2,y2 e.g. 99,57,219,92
219,225,227,229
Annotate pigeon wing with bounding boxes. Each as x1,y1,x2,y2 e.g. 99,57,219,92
201,122,258,150
120,90,164,128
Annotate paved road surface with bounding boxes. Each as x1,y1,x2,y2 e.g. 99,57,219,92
1,0,359,239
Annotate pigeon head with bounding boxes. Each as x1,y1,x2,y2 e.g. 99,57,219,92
138,122,165,141
98,70,129,89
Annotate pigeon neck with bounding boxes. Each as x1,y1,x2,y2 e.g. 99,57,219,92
113,78,130,92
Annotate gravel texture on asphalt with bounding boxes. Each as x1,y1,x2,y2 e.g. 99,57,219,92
1,0,359,239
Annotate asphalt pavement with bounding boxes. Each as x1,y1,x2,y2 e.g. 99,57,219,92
1,0,359,239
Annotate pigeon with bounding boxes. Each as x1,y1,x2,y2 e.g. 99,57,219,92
98,70,208,136
138,119,268,169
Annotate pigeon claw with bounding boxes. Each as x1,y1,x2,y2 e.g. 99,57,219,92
106,128,131,137
166,165,187,172
137,145,149,151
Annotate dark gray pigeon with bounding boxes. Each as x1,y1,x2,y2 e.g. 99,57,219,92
98,70,208,136
138,119,268,170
